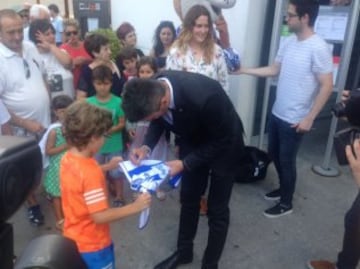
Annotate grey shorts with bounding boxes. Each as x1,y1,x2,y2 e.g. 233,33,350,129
95,151,123,179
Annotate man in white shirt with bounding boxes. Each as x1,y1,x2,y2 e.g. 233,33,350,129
48,4,63,46
0,99,11,135
23,4,50,41
238,0,333,218
0,9,51,226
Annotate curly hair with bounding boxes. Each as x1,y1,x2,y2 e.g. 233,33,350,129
173,5,215,64
63,101,113,150
152,21,176,57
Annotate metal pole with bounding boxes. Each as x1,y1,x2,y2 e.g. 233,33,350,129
258,0,286,149
312,2,360,177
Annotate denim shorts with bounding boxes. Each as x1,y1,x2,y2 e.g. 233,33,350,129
81,243,115,269
95,151,123,179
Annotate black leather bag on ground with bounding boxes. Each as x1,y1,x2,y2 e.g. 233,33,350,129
235,146,271,183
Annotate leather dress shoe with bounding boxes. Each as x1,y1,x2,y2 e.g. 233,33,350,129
154,251,193,269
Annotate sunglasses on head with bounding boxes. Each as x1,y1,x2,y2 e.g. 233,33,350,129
65,31,78,36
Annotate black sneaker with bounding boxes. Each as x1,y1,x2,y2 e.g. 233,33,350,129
263,203,293,218
28,205,45,226
264,189,281,201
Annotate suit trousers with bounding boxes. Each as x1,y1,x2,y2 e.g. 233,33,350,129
337,190,360,269
177,164,235,267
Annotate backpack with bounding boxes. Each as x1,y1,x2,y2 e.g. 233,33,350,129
235,146,271,183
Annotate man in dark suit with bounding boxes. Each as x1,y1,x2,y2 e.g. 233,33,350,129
122,70,245,269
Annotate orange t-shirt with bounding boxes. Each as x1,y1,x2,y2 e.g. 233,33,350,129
60,151,111,253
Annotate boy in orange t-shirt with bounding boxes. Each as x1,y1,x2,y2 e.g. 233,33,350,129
60,101,151,269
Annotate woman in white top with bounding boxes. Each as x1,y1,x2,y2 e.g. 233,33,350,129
29,19,74,99
166,4,229,93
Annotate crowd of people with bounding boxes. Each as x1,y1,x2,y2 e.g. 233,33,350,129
0,0,359,269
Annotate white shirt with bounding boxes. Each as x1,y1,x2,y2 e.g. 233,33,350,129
51,15,63,44
273,34,333,124
39,51,75,99
0,41,50,129
0,99,10,125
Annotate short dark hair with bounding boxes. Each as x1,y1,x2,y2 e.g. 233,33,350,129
29,19,55,44
116,22,135,40
84,33,109,58
289,0,319,27
48,4,59,14
92,65,113,82
63,101,113,150
137,56,158,75
122,78,165,122
52,95,73,110
117,46,137,62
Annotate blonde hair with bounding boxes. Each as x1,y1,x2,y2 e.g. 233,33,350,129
173,5,215,64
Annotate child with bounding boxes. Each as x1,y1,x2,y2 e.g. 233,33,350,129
87,65,126,207
60,101,151,269
43,95,73,230
117,46,138,82
130,56,169,200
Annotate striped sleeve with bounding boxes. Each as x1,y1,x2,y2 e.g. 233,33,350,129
83,169,109,213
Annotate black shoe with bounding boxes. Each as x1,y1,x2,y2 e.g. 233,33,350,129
154,251,193,269
263,202,293,218
28,205,44,226
264,189,281,201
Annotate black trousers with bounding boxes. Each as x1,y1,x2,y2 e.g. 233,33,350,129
176,140,242,268
337,190,360,269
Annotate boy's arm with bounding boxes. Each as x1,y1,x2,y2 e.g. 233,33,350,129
108,116,125,134
45,129,67,156
100,156,123,172
91,192,151,224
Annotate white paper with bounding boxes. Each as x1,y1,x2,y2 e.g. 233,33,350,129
87,18,99,32
314,13,348,41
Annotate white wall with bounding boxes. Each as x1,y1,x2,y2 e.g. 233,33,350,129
111,0,268,143
111,0,181,54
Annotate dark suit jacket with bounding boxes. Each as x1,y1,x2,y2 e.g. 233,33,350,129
144,70,245,173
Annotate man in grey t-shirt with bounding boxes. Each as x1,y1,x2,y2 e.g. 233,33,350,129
237,0,333,218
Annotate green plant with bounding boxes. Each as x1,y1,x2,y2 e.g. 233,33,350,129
89,28,122,60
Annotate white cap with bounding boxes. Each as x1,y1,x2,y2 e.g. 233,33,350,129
180,0,237,22
180,0,219,21
208,0,236,9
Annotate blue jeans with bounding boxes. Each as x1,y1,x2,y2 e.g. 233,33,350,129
337,191,360,269
268,114,303,207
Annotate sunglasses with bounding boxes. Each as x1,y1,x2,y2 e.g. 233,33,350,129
65,31,78,37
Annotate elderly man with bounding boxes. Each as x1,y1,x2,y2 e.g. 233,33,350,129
23,4,50,41
0,9,51,226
